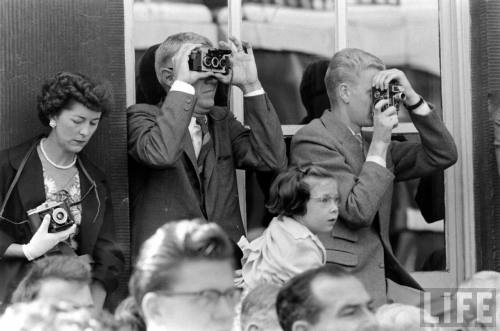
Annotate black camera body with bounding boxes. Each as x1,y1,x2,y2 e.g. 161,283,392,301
372,82,406,111
188,48,231,74
27,200,75,233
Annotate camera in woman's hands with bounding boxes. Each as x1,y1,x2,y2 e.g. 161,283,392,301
27,200,75,233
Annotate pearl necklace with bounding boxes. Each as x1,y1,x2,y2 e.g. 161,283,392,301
40,139,77,170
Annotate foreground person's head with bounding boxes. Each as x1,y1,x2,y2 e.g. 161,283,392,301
276,264,378,331
129,219,240,331
12,255,93,308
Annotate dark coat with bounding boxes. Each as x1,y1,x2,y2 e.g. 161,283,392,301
127,91,287,255
291,108,458,307
0,138,124,306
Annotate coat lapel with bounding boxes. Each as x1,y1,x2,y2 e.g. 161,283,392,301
11,141,46,213
321,110,365,174
202,116,216,187
183,131,200,179
77,159,104,254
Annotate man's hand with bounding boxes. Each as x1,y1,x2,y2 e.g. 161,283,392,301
372,99,398,144
172,43,214,85
372,68,420,106
366,99,397,163
215,36,262,94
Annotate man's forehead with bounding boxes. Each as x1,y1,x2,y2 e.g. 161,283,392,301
311,275,370,308
171,259,234,291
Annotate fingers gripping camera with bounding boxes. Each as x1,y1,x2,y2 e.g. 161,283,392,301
22,201,76,261
372,82,406,112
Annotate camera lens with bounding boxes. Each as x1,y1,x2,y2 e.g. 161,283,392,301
394,92,406,102
203,56,212,68
52,207,68,224
211,57,221,69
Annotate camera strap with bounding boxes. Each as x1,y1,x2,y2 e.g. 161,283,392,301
0,140,37,218
69,157,100,224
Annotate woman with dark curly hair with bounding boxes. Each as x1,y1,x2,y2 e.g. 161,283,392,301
0,72,124,310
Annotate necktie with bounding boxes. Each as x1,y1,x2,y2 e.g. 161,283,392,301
195,116,212,173
354,133,367,158
194,116,212,219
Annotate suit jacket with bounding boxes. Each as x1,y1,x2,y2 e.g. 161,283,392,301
290,109,458,306
127,91,287,255
0,138,124,306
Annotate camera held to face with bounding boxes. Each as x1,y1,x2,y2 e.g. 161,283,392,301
372,82,406,112
27,200,75,233
188,48,231,75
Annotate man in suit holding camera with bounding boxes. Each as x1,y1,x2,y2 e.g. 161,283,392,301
127,32,287,256
290,48,458,307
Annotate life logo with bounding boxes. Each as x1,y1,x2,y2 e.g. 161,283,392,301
421,288,497,328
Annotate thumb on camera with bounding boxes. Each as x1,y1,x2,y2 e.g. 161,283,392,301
22,215,75,261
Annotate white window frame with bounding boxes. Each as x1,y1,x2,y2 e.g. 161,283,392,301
410,0,475,289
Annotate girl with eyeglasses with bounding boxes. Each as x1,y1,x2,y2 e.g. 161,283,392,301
237,164,339,289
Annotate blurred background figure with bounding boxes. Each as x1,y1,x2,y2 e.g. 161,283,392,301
457,270,500,331
128,219,240,331
11,255,93,308
239,283,282,331
114,296,146,331
376,303,442,331
0,300,120,331
299,59,330,124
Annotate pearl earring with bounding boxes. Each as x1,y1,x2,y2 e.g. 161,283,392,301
49,120,56,128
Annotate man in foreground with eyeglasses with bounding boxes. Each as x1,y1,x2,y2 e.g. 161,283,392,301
129,219,241,331
127,32,287,258
291,48,458,307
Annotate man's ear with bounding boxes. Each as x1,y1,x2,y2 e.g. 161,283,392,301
338,83,350,104
141,292,163,323
246,323,261,331
292,320,313,331
159,68,174,89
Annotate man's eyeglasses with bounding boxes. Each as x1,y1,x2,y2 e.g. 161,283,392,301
155,287,243,306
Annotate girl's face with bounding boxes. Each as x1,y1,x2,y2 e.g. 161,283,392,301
298,177,339,234
49,101,102,154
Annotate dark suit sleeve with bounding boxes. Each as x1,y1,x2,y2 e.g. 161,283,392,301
91,180,124,294
127,91,195,169
0,150,16,257
391,110,458,181
291,127,394,228
229,94,287,171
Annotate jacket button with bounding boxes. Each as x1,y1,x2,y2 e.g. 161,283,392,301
379,263,385,268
